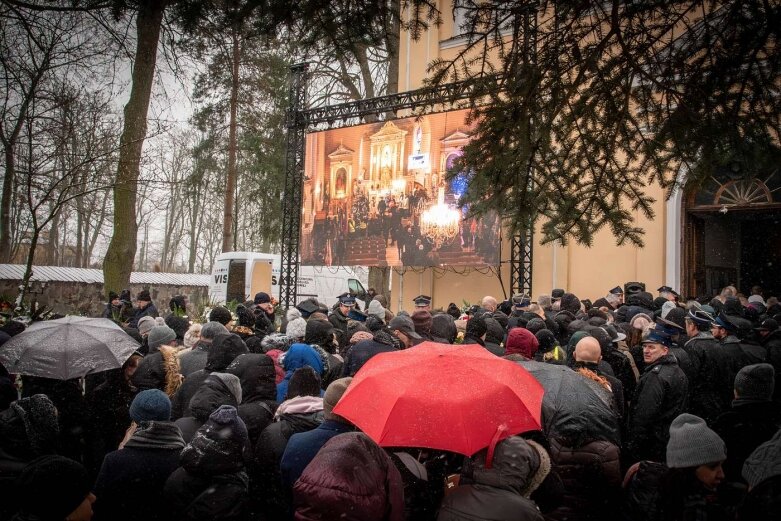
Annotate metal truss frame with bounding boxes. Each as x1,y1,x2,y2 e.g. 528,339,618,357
278,67,533,309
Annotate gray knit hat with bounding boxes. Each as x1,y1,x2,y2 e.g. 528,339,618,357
735,363,775,401
137,316,157,336
742,428,781,488
367,299,385,322
667,413,726,468
147,325,177,350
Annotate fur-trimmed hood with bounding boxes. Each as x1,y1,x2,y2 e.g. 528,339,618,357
465,435,550,498
160,345,183,397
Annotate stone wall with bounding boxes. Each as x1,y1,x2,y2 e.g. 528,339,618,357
0,281,209,317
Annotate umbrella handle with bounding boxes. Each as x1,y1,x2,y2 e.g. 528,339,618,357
484,423,509,469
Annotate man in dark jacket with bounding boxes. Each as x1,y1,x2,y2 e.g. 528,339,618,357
463,314,489,349
226,353,278,446
127,289,159,329
438,436,548,521
254,368,324,519
170,333,248,420
179,321,228,377
93,390,185,521
573,336,625,418
682,309,727,423
131,325,181,397
328,293,353,347
712,363,780,484
756,319,781,402
625,330,688,465
174,372,242,443
711,312,766,411
165,405,250,521
280,377,353,488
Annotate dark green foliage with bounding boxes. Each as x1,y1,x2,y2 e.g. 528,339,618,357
423,1,780,246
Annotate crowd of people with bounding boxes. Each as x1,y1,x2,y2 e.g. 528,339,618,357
0,281,780,521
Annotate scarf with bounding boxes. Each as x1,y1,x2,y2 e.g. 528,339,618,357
123,421,186,451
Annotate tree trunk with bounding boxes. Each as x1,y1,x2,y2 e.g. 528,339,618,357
102,0,166,292
0,147,16,263
222,22,240,252
15,228,39,312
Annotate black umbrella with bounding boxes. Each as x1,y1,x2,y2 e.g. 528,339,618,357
0,316,140,380
518,361,621,447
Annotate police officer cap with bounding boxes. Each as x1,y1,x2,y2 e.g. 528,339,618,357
712,312,739,333
609,286,623,295
642,328,673,348
338,293,356,305
511,293,530,308
687,309,714,327
413,295,432,306
658,286,680,297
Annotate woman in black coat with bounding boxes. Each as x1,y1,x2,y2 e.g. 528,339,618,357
174,372,242,444
226,353,278,446
84,352,143,477
165,405,250,521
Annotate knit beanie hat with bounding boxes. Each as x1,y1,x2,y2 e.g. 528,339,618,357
130,389,171,423
525,318,546,335
465,315,487,339
10,394,59,456
504,327,539,358
560,293,581,314
137,289,151,302
210,372,243,404
367,299,385,322
165,315,190,341
181,405,249,476
323,377,352,422
666,413,726,468
287,366,322,400
137,315,157,336
735,363,775,401
147,325,177,351
411,310,433,338
305,319,335,347
742,429,781,488
15,455,91,520
261,332,294,353
535,329,558,353
286,317,307,340
207,404,249,449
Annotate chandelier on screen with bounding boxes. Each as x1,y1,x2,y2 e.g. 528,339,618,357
420,188,460,249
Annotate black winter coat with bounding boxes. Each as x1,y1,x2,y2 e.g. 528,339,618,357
131,345,181,397
719,335,766,411
602,347,637,406
342,337,399,377
174,374,240,443
252,411,323,519
84,371,137,476
165,411,249,521
760,330,781,402
625,354,688,464
546,438,622,521
93,423,184,521
226,353,279,445
712,399,781,484
171,334,248,419
683,333,728,424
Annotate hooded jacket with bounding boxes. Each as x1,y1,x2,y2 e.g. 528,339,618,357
174,373,241,444
132,344,182,397
431,313,458,344
170,333,248,419
505,328,539,359
165,407,249,521
253,396,324,519
277,344,325,402
226,353,279,445
437,436,548,521
293,432,405,521
0,395,59,519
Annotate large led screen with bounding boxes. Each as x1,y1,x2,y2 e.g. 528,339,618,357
300,109,500,267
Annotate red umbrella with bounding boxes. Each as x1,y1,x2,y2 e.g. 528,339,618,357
333,342,544,456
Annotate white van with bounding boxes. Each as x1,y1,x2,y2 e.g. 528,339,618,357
209,251,369,308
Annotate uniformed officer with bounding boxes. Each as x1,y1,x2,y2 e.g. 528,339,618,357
413,295,432,312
